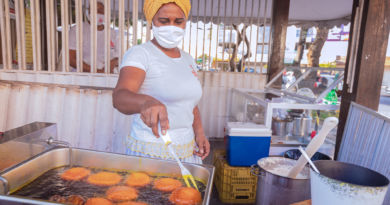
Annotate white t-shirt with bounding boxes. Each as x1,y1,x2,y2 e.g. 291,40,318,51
68,22,119,70
120,41,202,147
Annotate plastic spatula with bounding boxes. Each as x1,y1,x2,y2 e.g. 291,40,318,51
287,117,338,179
159,128,199,191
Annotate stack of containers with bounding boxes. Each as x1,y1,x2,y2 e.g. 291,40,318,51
213,150,258,204
213,122,271,203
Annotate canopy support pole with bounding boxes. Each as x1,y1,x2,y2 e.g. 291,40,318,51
335,0,390,158
267,0,290,87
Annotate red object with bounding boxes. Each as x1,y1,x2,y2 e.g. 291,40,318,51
311,131,317,139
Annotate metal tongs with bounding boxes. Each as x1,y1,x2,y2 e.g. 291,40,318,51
160,129,199,191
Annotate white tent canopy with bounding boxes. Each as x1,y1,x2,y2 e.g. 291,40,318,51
87,0,353,26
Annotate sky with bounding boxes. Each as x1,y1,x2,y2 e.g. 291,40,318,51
136,21,389,68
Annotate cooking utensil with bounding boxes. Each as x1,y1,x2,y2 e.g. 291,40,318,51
288,117,338,178
160,130,199,191
298,146,320,174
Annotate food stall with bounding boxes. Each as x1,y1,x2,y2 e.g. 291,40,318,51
228,67,344,156
0,122,215,204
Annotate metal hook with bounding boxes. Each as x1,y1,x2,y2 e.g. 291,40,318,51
46,137,73,167
0,176,9,195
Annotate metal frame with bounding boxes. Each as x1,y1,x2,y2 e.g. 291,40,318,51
0,0,275,74
231,88,340,128
265,66,345,103
337,102,390,204
0,176,9,195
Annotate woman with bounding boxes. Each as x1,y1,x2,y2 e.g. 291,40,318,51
113,0,210,164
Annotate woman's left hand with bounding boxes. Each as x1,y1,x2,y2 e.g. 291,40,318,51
194,135,210,160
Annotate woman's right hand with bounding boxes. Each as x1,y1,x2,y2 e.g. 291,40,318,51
140,97,169,137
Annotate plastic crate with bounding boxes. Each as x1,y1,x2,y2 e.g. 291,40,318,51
213,150,258,204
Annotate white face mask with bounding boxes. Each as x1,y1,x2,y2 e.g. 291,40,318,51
86,12,105,26
152,23,185,49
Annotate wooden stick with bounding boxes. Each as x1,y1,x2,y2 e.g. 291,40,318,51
104,0,111,73
45,0,53,71
50,0,56,71
119,0,125,65
14,0,23,70
30,0,38,71
61,0,70,72
90,0,97,73
76,0,83,72
0,0,9,69
35,0,42,71
146,22,151,41
132,0,138,46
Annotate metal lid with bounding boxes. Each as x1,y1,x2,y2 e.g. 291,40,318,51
0,122,58,173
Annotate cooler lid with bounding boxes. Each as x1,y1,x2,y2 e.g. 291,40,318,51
226,122,272,137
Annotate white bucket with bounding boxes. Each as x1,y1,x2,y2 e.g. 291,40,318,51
311,160,389,205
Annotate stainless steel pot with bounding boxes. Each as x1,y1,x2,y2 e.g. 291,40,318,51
292,116,312,142
251,157,310,205
272,117,293,137
272,118,287,137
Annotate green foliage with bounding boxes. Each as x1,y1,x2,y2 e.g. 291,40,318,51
197,54,211,64
319,62,337,68
313,110,339,121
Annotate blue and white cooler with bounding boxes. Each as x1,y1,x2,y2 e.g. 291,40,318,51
225,122,272,166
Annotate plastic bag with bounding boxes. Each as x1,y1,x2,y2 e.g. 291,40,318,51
284,149,331,161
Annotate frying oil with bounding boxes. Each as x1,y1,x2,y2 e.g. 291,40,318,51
12,166,206,205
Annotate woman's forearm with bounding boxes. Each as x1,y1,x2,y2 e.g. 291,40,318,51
192,106,205,137
112,88,153,115
193,106,210,159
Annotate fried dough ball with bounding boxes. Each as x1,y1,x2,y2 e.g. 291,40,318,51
169,187,202,205
125,172,151,187
116,201,148,205
153,178,182,192
49,195,66,203
87,171,122,186
60,167,91,181
66,195,86,205
85,197,113,205
106,186,138,202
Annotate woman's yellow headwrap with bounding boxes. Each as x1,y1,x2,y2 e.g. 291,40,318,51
143,0,191,22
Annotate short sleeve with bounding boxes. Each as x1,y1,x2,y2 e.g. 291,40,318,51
119,45,148,71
